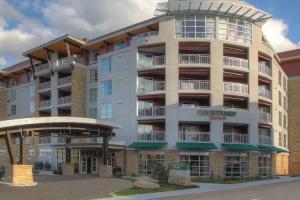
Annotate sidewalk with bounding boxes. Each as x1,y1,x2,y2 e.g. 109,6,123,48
97,176,300,200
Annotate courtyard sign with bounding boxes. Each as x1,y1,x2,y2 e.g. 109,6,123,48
197,110,237,121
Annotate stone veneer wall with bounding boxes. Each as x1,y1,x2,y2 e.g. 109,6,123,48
288,79,300,176
71,66,86,117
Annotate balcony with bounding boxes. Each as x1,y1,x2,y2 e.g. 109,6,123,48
137,81,165,95
259,87,272,100
259,62,272,77
178,131,210,143
35,64,50,76
58,76,72,87
39,136,51,144
39,81,51,91
58,96,71,106
179,80,210,91
224,82,249,95
224,133,249,144
224,56,249,70
259,135,272,145
259,112,272,123
138,106,165,117
39,100,51,109
179,54,210,65
137,55,165,69
53,55,85,71
138,131,166,142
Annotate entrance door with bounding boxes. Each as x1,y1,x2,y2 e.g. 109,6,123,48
81,156,98,174
87,157,92,174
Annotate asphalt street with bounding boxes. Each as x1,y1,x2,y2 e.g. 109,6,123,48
157,180,300,200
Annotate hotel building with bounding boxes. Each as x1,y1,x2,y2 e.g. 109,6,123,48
0,0,289,180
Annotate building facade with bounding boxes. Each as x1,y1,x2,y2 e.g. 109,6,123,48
0,0,289,179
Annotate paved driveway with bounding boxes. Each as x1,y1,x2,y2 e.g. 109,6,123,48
0,175,132,200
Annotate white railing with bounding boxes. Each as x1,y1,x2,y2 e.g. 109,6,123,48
259,62,272,77
58,76,72,86
73,55,85,65
179,54,210,65
138,131,166,141
39,100,51,108
179,131,210,142
138,55,165,69
142,31,159,38
39,81,51,90
224,82,249,95
224,56,249,69
138,81,165,94
39,136,51,144
138,106,165,117
58,96,71,105
179,80,210,91
53,55,85,70
35,64,50,74
224,133,249,144
259,87,272,99
259,135,271,145
57,137,66,144
259,111,272,123
86,137,102,143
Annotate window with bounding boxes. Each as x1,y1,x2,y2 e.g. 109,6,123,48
258,154,272,177
219,17,252,44
71,149,80,173
89,49,99,64
279,132,283,146
10,104,16,116
283,134,287,147
278,91,282,106
100,102,112,119
9,89,16,101
89,68,98,83
101,80,112,96
108,152,116,167
278,71,282,86
284,115,287,129
180,153,210,177
30,101,35,113
138,152,165,176
283,77,287,91
258,128,271,145
114,40,127,50
89,88,97,103
284,96,287,110
100,57,112,74
279,111,282,126
89,108,97,119
29,85,35,98
224,153,249,178
175,15,216,38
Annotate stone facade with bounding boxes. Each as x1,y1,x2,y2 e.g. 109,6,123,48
249,153,259,178
71,66,86,117
125,150,139,176
62,163,75,176
210,151,224,180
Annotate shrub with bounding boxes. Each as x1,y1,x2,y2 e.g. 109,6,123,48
33,161,44,170
45,161,52,170
148,159,169,183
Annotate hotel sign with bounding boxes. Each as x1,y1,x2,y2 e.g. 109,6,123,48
197,110,237,121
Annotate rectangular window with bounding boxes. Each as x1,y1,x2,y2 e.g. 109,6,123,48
278,91,282,106
89,68,98,83
100,57,112,74
89,88,97,103
175,15,216,39
279,111,282,126
100,102,112,119
30,101,35,113
224,152,249,178
283,115,287,129
89,108,97,119
284,96,287,110
10,89,16,101
279,132,283,146
283,77,287,91
10,104,16,116
180,153,210,177
258,154,272,177
138,153,165,176
278,71,282,86
283,134,287,147
101,80,112,96
114,40,127,50
89,49,99,64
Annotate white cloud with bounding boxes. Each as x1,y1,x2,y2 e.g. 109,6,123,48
262,18,300,52
0,57,7,66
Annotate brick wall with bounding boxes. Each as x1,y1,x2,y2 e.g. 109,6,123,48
0,89,7,120
249,153,259,177
71,66,86,117
276,154,289,175
125,150,138,176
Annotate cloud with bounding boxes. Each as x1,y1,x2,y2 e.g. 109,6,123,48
0,57,7,67
262,18,300,52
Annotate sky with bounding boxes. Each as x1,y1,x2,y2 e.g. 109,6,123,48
0,0,300,68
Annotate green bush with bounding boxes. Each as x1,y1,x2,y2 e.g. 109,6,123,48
45,161,52,170
148,159,169,183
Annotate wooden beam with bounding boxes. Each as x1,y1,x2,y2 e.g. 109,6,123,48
29,58,36,80
4,131,15,165
44,49,54,74
19,135,25,164
28,55,46,62
64,40,72,64
64,39,82,49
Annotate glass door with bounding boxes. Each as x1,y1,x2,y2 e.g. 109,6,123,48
91,157,97,174
81,156,87,174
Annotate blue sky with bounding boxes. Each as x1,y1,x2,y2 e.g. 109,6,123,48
0,0,300,68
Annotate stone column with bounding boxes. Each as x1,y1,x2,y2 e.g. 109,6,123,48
210,152,224,180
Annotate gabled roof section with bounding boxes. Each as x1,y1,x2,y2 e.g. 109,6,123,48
155,0,272,25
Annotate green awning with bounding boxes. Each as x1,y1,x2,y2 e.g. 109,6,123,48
222,144,259,151
128,142,167,149
176,142,217,150
258,145,289,153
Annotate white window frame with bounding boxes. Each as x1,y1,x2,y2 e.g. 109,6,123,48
258,154,272,177
100,102,112,119
180,153,210,177
224,152,249,178
100,57,112,75
100,80,112,96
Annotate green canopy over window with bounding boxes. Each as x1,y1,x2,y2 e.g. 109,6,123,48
176,142,217,150
258,145,289,153
222,144,259,151
128,142,167,149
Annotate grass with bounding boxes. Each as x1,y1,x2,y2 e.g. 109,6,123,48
114,183,198,196
193,176,278,184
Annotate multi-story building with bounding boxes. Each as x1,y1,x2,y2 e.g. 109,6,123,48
279,49,300,176
0,0,289,179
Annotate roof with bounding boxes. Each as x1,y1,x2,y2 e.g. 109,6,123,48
155,0,272,24
278,48,300,77
176,142,217,149
0,117,120,134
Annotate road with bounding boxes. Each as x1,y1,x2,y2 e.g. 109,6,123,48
157,181,300,200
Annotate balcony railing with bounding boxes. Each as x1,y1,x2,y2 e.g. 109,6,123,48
179,131,210,143
35,64,50,74
53,55,85,70
259,135,271,145
58,76,72,86
179,54,210,65
224,82,249,95
259,62,272,77
259,111,272,123
39,136,51,144
259,87,272,99
39,100,51,108
138,131,166,141
58,96,71,105
179,80,210,91
224,56,249,70
224,133,249,144
39,81,51,91
137,55,165,69
138,81,165,94
138,106,165,117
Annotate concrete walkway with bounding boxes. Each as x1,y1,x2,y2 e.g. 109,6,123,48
98,176,300,200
